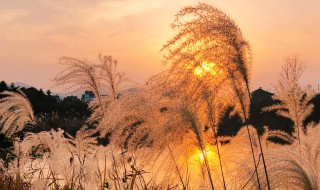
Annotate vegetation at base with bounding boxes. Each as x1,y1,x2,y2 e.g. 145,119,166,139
1,80,319,149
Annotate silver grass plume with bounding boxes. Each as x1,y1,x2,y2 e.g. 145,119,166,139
21,128,69,158
53,56,102,97
99,54,131,101
21,128,99,189
264,54,316,143
179,105,215,189
53,54,133,126
265,124,320,189
89,55,133,124
160,1,252,137
67,125,98,158
0,90,35,137
53,56,104,120
160,2,265,188
266,129,295,144
67,126,98,189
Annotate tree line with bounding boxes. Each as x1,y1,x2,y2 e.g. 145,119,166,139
1,80,319,143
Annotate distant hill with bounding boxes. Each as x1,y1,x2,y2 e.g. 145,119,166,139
12,82,84,99
13,82,32,89
52,90,85,99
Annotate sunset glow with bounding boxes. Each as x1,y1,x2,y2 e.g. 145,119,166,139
199,152,205,161
1,1,320,189
193,66,204,77
193,62,218,77
191,146,218,164
0,1,319,91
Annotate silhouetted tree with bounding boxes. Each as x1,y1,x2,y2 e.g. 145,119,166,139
46,90,52,96
0,81,9,92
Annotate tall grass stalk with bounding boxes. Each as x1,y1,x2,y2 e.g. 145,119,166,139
205,95,227,190
213,126,226,190
181,108,215,190
168,145,186,190
243,74,270,190
228,73,262,189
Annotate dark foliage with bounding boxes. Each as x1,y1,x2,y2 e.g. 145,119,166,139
0,173,31,190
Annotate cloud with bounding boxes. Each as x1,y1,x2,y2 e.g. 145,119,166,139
0,0,168,25
0,0,171,43
0,9,28,23
90,0,168,21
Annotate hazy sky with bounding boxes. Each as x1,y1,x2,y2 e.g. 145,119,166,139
0,0,319,93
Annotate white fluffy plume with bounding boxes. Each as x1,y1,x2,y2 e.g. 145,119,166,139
0,90,35,137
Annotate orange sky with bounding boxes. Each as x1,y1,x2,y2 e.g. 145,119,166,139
0,0,319,93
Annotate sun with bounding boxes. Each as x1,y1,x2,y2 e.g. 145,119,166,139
199,152,205,162
193,61,218,77
190,145,218,164
193,66,204,76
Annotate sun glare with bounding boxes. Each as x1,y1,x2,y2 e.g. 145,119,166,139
193,66,204,76
193,61,217,77
199,152,205,162
190,145,218,164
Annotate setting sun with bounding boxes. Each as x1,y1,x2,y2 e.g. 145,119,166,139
193,66,204,76
190,145,218,164
199,152,205,162
193,61,218,77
